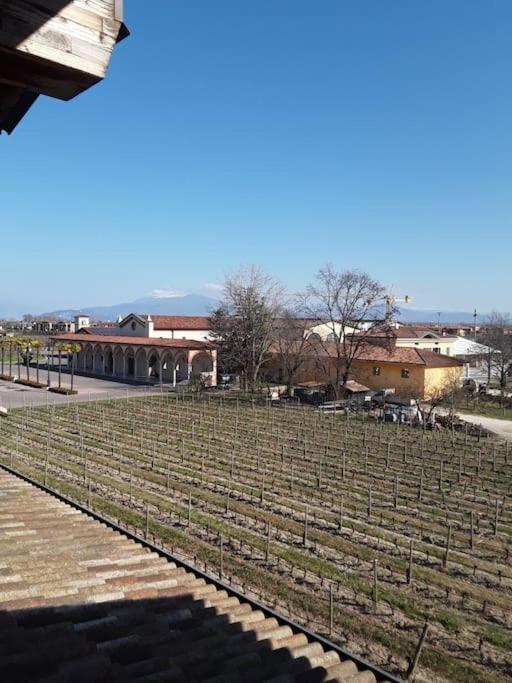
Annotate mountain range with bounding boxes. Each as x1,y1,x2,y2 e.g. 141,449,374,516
31,293,483,325
41,294,219,322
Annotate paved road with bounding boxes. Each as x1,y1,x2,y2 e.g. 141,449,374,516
0,370,170,409
458,412,512,441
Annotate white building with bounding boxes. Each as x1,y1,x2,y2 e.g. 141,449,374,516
51,314,217,386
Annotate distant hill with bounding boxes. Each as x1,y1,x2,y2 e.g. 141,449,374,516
397,307,479,324
42,293,219,322
6,294,490,326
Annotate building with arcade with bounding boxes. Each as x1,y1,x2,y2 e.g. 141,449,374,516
50,314,217,386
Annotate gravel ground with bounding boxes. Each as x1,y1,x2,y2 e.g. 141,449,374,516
458,412,512,441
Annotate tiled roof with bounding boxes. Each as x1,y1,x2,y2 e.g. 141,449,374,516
271,340,462,368
49,333,215,350
362,325,457,341
79,327,121,336
345,343,461,367
151,316,211,331
0,470,390,683
353,344,462,367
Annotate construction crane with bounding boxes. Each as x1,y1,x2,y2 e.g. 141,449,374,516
383,292,412,323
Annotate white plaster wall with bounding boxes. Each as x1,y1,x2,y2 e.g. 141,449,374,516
149,329,212,341
118,317,149,337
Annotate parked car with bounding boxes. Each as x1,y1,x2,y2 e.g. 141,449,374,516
371,388,396,406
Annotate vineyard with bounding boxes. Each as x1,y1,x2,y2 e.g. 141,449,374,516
0,393,511,682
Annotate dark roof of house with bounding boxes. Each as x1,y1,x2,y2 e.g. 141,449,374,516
0,469,394,683
50,333,215,351
78,327,120,336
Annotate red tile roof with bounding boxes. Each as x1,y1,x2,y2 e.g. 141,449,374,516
361,325,457,340
151,315,211,331
344,344,461,367
0,471,392,683
352,344,462,367
270,340,462,367
50,333,215,350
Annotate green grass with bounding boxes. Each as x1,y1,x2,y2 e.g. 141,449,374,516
459,401,512,421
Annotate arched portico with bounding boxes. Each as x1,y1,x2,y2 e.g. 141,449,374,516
148,352,161,381
190,349,216,385
135,347,148,380
161,352,175,384
93,345,103,374
104,346,114,375
51,334,217,387
125,348,135,378
191,352,214,375
174,353,189,383
113,346,124,376
85,345,94,372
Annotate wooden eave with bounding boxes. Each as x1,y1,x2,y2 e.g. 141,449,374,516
0,1,129,134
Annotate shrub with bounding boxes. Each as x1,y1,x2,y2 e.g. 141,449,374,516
0,374,14,382
48,387,78,395
15,379,47,389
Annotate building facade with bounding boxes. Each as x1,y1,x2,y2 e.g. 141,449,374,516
266,341,463,400
51,314,217,386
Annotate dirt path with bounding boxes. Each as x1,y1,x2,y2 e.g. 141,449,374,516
458,412,512,441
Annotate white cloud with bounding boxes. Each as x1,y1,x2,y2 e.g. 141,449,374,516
150,288,189,299
201,282,223,295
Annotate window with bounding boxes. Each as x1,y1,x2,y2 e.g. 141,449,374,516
433,348,440,354
131,321,136,331
373,366,381,376
401,368,410,379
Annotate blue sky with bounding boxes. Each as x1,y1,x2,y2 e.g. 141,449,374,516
1,0,511,316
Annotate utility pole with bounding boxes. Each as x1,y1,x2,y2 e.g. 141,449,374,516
473,309,477,341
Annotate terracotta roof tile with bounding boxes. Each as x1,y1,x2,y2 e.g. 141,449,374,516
150,316,211,331
49,333,215,350
353,344,462,367
271,340,462,367
0,471,393,683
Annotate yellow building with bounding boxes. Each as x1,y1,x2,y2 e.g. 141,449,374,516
267,340,463,400
350,347,463,400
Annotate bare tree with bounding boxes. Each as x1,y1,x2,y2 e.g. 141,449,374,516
209,266,285,393
271,311,312,394
480,313,512,397
302,266,390,399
